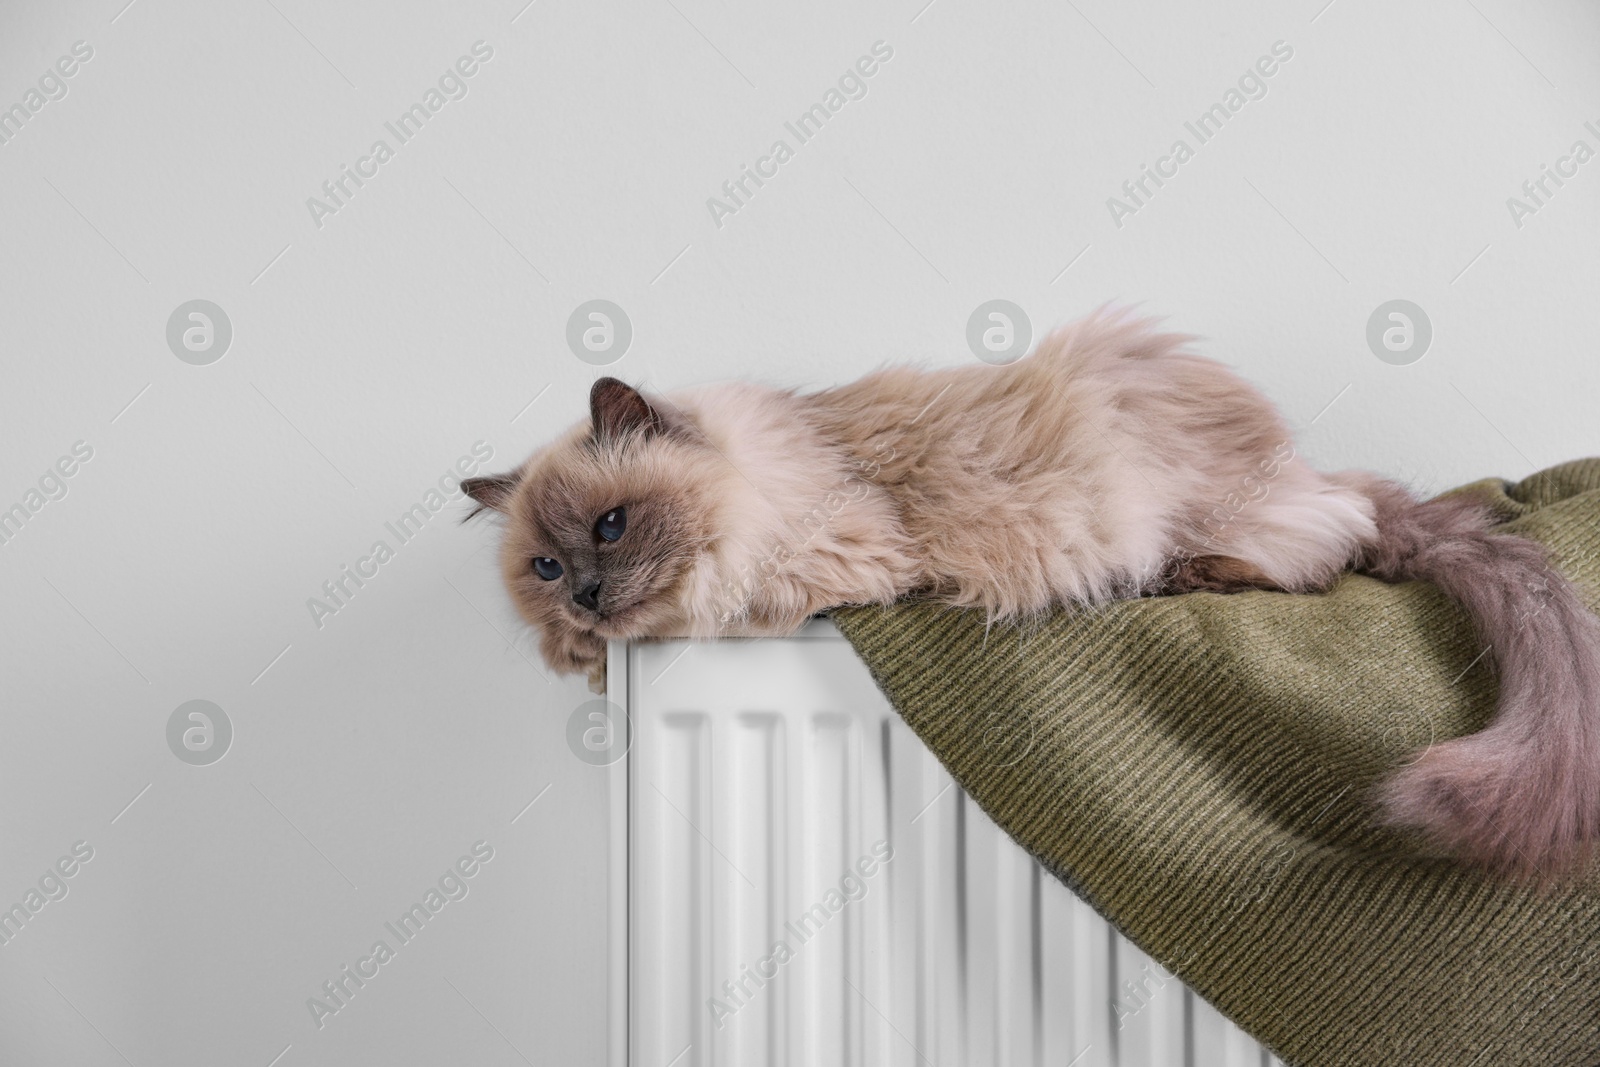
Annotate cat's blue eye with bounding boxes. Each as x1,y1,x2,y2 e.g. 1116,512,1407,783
533,557,563,581
596,507,626,542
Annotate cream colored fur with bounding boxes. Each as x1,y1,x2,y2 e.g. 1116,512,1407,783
465,307,1600,880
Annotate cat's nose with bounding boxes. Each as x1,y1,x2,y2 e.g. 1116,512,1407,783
573,580,602,611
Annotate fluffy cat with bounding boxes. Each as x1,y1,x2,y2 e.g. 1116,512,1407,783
465,308,1600,881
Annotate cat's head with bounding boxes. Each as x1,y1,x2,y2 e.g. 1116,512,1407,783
463,379,722,644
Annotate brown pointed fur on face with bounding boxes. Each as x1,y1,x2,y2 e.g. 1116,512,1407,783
469,312,1600,881
466,380,727,687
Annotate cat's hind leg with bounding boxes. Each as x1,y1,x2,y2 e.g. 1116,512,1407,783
1170,464,1379,595
1160,553,1287,594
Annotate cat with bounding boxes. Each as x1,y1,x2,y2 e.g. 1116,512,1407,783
464,307,1600,881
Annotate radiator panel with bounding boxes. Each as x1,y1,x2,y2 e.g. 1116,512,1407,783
625,622,1279,1067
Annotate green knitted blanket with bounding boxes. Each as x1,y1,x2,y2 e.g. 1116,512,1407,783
832,459,1600,1067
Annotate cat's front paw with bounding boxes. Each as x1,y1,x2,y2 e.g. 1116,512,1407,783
540,624,608,690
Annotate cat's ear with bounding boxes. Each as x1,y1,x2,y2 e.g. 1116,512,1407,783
461,472,519,520
590,378,665,442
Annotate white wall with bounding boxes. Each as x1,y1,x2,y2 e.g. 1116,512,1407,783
0,0,1595,1064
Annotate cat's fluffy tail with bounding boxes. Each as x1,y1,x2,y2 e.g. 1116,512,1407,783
1343,474,1600,882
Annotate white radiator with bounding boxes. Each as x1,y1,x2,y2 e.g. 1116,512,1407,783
608,620,1281,1067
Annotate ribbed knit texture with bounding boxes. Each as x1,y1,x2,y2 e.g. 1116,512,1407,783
832,459,1600,1067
